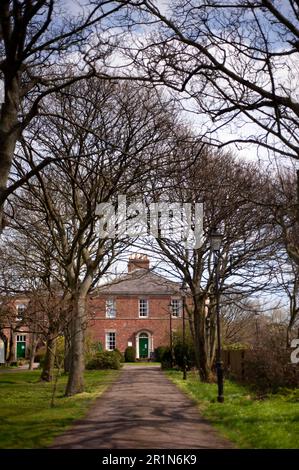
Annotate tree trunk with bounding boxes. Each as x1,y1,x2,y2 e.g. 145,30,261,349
63,324,72,373
65,293,87,396
40,337,57,381
0,77,20,231
193,297,212,382
29,333,38,370
7,330,17,363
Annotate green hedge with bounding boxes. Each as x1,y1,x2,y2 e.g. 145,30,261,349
86,351,121,370
114,348,125,363
124,346,136,362
154,346,168,362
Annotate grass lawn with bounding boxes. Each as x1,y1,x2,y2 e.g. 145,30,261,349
166,370,299,449
0,369,120,449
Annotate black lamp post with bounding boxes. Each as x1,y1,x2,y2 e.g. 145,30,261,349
169,302,174,368
181,282,188,380
210,230,224,403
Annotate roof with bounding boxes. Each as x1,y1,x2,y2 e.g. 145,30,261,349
92,269,181,296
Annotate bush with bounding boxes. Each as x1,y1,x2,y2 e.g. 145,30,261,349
171,329,196,370
34,337,65,368
124,346,136,362
114,348,125,363
174,341,196,370
34,346,46,366
54,336,65,367
243,326,299,393
154,346,168,362
160,346,173,369
86,351,120,370
155,340,196,369
85,337,101,364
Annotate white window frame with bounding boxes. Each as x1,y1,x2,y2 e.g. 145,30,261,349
105,298,116,318
105,332,116,351
16,335,26,342
171,298,182,317
16,304,26,321
139,299,149,317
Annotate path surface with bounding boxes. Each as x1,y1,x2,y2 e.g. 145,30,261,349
51,365,233,449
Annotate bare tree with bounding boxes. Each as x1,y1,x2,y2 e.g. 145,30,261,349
0,240,31,362
110,1,299,161
0,0,127,229
221,297,262,347
260,166,299,343
0,230,71,375
7,77,186,394
135,149,275,381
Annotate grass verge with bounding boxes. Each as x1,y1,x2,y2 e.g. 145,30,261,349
166,370,299,449
0,369,120,449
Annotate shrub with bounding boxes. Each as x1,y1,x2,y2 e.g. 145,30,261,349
243,326,299,393
124,346,136,362
172,329,196,370
154,346,168,362
160,346,173,369
85,337,100,364
34,346,46,366
86,351,120,370
114,348,125,363
174,341,196,370
54,336,65,367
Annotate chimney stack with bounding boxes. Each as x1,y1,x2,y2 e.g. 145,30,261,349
128,254,150,273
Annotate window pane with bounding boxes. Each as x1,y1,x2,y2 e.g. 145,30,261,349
106,332,116,350
139,299,148,317
171,299,181,317
16,304,26,320
17,335,26,342
106,299,116,318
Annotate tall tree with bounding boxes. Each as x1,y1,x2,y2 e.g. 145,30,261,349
111,1,299,160
137,150,274,381
8,77,187,394
0,0,125,229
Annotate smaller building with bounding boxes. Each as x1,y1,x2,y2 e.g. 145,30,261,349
0,296,30,362
89,255,184,359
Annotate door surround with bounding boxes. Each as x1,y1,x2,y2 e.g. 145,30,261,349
136,330,153,359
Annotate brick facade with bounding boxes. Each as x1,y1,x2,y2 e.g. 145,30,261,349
0,297,31,362
89,294,183,357
0,255,185,362
88,255,184,358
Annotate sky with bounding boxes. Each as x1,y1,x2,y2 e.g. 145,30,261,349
8,0,294,311
75,0,298,168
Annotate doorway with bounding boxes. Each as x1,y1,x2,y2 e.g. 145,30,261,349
138,332,149,359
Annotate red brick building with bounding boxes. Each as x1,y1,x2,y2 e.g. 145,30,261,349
0,295,30,363
0,255,185,363
89,255,184,359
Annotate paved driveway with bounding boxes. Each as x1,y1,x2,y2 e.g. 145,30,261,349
51,365,233,449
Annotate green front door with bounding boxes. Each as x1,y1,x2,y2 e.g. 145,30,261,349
17,342,26,358
139,337,148,358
